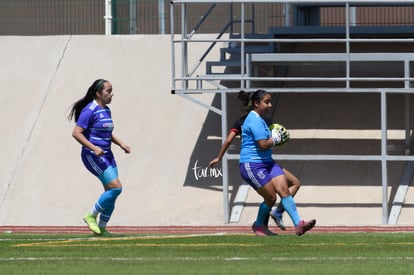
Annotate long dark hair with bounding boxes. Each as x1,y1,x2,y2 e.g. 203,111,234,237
67,79,107,122
238,89,268,111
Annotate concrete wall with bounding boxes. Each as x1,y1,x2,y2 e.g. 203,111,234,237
0,35,225,226
1,35,413,227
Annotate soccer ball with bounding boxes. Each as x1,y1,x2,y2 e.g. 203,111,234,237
269,123,290,146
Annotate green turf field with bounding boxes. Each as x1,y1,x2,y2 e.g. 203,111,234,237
1,232,413,274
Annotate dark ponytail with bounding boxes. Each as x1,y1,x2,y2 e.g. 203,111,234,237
238,89,268,111
67,79,107,122
238,90,251,110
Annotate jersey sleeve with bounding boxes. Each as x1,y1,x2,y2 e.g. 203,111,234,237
76,108,93,129
230,116,245,135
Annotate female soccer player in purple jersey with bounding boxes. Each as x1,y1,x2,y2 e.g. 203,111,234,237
68,79,130,236
239,89,315,236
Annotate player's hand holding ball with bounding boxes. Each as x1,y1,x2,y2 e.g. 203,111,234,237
270,123,290,146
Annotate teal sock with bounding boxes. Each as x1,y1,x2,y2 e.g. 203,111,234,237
256,202,272,226
263,211,270,226
281,196,301,226
95,188,122,212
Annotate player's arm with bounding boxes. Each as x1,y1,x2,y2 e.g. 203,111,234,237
111,133,131,154
72,125,104,156
253,121,275,150
257,138,274,150
209,131,237,167
257,129,286,149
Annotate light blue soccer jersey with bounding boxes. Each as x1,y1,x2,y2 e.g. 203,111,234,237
76,100,114,151
239,111,272,163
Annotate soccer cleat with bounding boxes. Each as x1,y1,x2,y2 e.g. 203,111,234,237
83,213,101,235
269,212,286,231
95,227,114,237
295,219,316,236
252,222,278,236
262,227,278,236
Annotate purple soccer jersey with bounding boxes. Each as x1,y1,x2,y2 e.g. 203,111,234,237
76,100,114,152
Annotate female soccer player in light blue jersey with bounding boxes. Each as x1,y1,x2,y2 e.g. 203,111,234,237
239,89,316,236
68,79,130,236
208,91,301,232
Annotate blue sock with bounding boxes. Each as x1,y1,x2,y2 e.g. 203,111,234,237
99,204,115,228
94,188,122,213
281,195,301,226
256,202,272,226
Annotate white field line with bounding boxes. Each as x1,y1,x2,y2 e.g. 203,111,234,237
1,256,414,262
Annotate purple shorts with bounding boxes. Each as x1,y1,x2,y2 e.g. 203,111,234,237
239,161,284,190
81,149,118,185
